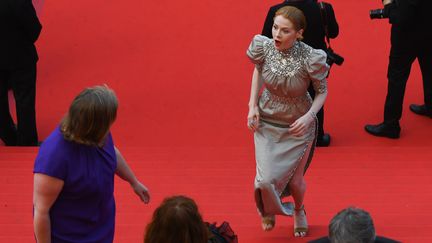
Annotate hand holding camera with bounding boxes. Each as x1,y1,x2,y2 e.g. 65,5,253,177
370,0,395,19
382,0,393,5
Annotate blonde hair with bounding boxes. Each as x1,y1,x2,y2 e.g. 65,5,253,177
61,85,118,146
275,6,307,40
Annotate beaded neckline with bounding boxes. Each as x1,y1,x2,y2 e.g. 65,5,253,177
263,40,312,78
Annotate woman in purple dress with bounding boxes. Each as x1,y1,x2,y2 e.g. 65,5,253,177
33,85,150,243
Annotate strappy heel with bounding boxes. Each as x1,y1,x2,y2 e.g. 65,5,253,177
261,215,275,231
293,205,308,237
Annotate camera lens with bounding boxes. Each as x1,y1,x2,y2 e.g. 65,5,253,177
369,9,386,19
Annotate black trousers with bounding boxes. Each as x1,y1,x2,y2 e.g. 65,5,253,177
0,65,38,146
384,25,432,125
308,85,325,139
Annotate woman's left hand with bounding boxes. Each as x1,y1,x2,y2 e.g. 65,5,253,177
131,181,150,204
288,112,314,137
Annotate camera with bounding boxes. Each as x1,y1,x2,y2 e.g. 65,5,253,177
326,48,344,66
369,0,396,19
369,8,387,19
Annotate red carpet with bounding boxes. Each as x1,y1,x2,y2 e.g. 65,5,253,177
1,0,432,242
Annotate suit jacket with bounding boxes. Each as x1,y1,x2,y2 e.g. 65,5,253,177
387,0,432,37
0,0,42,69
261,0,338,51
308,236,401,243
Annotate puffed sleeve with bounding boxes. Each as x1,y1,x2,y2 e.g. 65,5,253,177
306,49,329,94
246,35,269,70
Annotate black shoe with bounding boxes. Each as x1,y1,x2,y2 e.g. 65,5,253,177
364,123,400,139
409,104,432,118
316,133,331,147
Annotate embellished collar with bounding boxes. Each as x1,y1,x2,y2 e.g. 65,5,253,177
263,40,312,78
276,41,300,55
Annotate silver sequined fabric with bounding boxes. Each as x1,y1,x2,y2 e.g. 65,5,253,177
264,40,312,78
247,34,329,125
246,35,329,217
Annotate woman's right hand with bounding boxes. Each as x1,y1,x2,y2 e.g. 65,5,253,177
247,105,260,131
131,181,150,204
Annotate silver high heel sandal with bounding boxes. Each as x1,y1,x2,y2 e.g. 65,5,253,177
293,205,308,237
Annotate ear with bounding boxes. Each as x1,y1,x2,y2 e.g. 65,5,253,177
296,29,304,39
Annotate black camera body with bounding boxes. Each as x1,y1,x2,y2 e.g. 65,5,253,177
370,0,397,19
370,8,387,19
326,48,344,66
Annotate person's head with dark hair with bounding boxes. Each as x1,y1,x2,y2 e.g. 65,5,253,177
61,85,118,147
144,195,208,243
329,207,376,243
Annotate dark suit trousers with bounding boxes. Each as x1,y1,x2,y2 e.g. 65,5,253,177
0,65,38,146
384,25,432,125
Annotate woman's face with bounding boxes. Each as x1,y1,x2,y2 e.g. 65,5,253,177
272,15,303,51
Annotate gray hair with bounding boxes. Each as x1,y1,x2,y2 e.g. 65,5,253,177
329,207,376,243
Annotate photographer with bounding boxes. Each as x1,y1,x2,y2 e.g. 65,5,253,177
365,0,432,138
262,0,339,147
0,0,41,146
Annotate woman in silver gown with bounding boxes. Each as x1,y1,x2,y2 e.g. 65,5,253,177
246,6,328,237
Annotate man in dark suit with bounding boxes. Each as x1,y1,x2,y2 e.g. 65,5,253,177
262,0,339,147
365,0,432,139
0,0,42,146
